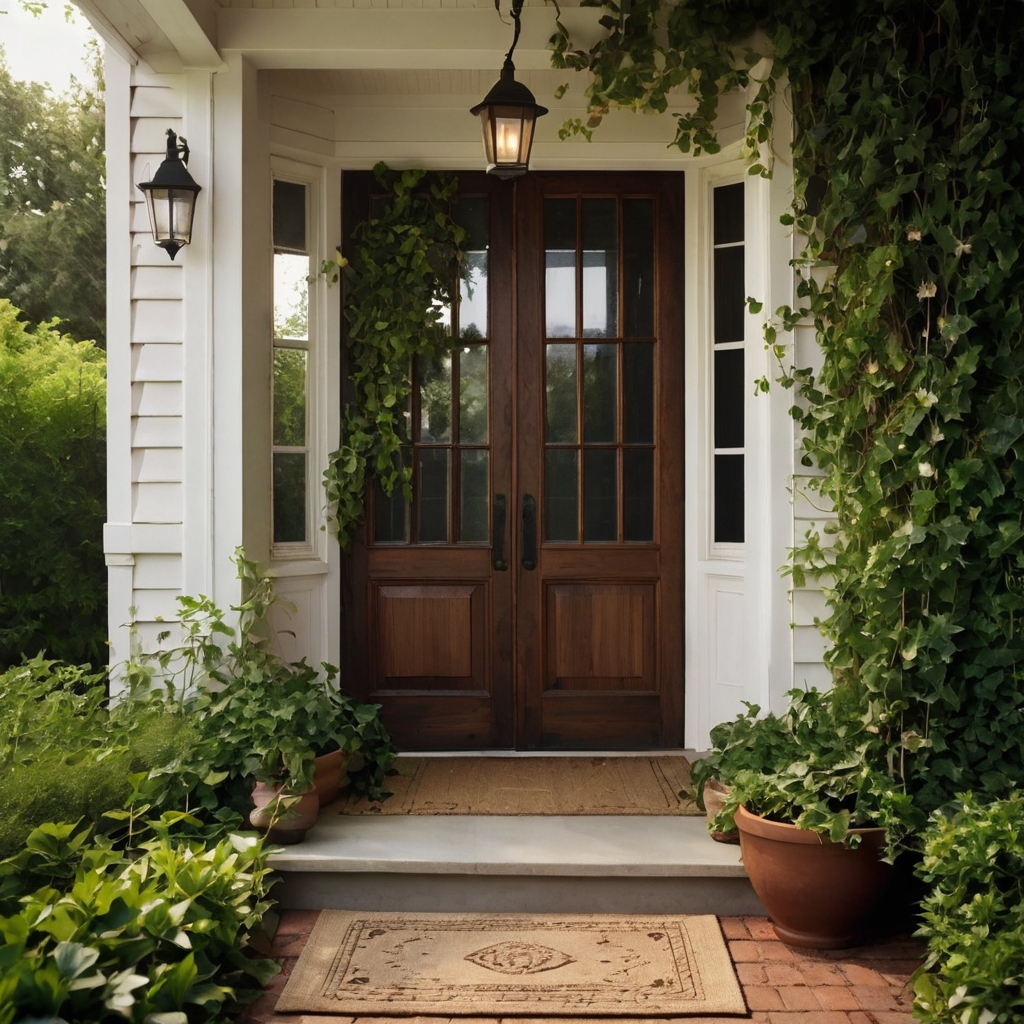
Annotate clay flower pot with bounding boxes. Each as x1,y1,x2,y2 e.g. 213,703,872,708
313,748,350,807
703,778,739,844
249,781,320,844
735,804,893,949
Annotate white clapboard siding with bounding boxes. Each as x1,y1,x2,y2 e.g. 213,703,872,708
133,482,184,524
270,95,335,140
132,416,183,448
132,447,183,483
794,661,832,691
130,620,185,653
131,588,185,622
133,300,184,343
131,118,184,153
133,553,184,590
793,587,828,626
132,381,183,417
131,153,168,187
132,265,183,300
130,85,185,118
132,235,178,267
132,343,183,381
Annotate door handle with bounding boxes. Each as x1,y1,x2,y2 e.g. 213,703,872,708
493,493,508,571
521,494,537,571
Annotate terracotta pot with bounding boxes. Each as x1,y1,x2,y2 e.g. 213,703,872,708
735,804,893,949
313,749,350,807
703,778,739,844
249,781,320,844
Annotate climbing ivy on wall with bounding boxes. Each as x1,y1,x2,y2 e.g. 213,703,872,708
324,163,468,551
551,0,1024,811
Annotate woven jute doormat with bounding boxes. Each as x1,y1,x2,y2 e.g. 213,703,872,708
337,756,699,815
277,911,746,1016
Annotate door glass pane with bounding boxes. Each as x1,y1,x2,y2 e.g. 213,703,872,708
714,348,744,449
545,449,578,541
460,449,489,543
623,343,654,444
274,253,309,340
623,198,654,337
460,251,488,340
582,198,617,338
545,344,577,443
714,246,745,343
584,448,617,542
714,454,744,542
374,478,409,543
418,448,449,542
273,347,307,447
273,452,306,544
583,343,617,443
623,449,654,541
418,354,452,443
545,199,576,338
459,345,488,443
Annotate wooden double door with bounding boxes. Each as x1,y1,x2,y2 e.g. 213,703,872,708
341,172,684,749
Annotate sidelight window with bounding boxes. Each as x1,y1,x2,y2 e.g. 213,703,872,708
542,196,657,544
373,195,491,545
711,181,745,545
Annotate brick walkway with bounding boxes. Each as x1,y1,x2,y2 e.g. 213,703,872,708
244,912,923,1024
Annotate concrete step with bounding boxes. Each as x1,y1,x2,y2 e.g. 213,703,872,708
270,814,763,915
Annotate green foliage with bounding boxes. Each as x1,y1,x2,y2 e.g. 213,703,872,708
324,163,468,549
552,0,1024,828
696,689,919,853
913,793,1024,1024
0,821,278,1024
0,44,105,346
0,658,206,858
128,549,397,803
0,300,106,668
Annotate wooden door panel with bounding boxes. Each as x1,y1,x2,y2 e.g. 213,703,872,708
540,693,663,748
373,583,483,687
545,583,655,689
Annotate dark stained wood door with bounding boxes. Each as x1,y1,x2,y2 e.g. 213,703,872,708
341,172,684,749
514,174,685,748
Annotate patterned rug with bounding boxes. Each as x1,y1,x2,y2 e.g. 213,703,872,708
336,756,699,815
278,911,746,1016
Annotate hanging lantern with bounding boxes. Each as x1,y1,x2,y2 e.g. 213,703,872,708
137,129,202,260
470,0,548,178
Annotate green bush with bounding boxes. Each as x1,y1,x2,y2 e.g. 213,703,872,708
914,793,1024,1024
0,821,278,1024
0,301,106,668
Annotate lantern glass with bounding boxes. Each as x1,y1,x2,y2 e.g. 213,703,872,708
478,104,536,177
144,186,198,246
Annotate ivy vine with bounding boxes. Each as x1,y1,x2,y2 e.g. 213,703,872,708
550,0,1024,816
323,163,468,550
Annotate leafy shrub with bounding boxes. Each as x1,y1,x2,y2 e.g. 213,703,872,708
0,658,211,857
0,301,106,668
0,820,278,1024
914,793,1024,1024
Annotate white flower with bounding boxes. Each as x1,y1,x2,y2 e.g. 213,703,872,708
930,424,945,444
954,239,972,258
918,461,935,478
916,388,939,407
917,281,937,299
866,359,879,374
906,228,922,241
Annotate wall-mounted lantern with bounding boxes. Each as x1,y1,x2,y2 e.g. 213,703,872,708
137,129,202,260
470,0,548,179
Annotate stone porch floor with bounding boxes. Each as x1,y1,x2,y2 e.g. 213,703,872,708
244,911,924,1024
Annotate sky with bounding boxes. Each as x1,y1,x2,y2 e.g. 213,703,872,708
0,2,98,95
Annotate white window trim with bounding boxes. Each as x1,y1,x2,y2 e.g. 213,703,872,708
270,156,328,563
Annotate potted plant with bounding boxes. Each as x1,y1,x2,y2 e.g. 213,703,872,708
701,688,919,949
126,549,397,843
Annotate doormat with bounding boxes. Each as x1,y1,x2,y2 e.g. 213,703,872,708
277,911,746,1017
336,756,699,815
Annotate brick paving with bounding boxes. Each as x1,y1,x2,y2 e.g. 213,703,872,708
243,912,923,1024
